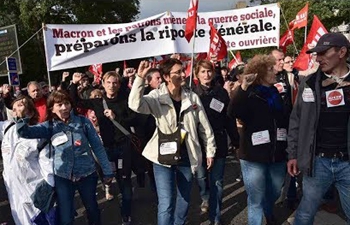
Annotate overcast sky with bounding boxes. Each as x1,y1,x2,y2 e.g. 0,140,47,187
137,0,260,19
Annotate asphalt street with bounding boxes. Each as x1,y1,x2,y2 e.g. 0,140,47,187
0,155,344,225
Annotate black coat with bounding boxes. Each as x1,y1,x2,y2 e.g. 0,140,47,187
194,84,239,158
228,86,289,163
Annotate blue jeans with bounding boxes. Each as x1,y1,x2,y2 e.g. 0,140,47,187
294,156,350,225
240,160,286,225
153,163,193,225
106,143,133,218
209,158,226,223
195,161,209,202
55,172,100,225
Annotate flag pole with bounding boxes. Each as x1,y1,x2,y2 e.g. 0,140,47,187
229,50,238,62
278,2,298,55
304,25,307,43
189,35,195,89
42,23,52,88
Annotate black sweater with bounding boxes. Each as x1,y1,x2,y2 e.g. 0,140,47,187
194,84,239,158
69,83,139,148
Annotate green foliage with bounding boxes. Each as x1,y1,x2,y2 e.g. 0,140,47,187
0,0,140,86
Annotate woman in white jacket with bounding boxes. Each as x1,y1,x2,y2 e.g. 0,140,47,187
128,59,216,225
0,95,54,225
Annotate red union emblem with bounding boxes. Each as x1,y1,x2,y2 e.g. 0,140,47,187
328,91,343,105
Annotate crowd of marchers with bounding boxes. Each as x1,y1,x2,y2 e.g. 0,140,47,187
0,32,349,225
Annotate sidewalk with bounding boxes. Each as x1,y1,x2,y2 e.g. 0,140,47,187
285,210,347,225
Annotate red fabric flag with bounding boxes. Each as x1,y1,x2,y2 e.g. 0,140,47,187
185,61,192,78
294,15,328,70
279,30,294,53
89,63,102,84
196,52,208,60
185,61,199,85
228,51,242,70
289,3,309,30
185,0,198,42
152,57,158,68
123,60,127,70
208,23,227,62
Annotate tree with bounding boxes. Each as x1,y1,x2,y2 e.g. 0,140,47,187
0,0,140,86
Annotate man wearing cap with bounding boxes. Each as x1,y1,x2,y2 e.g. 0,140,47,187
287,32,350,224
39,81,50,97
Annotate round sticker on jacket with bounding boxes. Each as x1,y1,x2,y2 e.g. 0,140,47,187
326,89,345,107
74,140,82,146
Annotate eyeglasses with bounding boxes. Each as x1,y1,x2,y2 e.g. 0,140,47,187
170,69,184,75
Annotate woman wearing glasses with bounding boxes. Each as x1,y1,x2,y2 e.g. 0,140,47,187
128,58,216,225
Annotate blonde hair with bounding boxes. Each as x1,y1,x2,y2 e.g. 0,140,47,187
102,71,121,83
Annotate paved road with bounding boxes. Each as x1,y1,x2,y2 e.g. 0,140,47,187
0,155,346,225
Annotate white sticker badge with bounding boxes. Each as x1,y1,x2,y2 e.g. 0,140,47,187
251,130,271,146
209,98,224,113
274,82,286,94
117,159,123,169
326,89,345,108
302,88,315,102
51,132,68,147
277,128,287,141
159,142,177,155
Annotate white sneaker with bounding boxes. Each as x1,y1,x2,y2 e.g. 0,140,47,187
200,200,209,212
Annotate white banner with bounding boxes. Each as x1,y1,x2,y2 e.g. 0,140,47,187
44,3,280,71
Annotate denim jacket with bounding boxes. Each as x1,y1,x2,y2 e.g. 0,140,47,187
16,112,113,180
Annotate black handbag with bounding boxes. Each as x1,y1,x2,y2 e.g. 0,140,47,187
157,110,185,165
157,127,182,165
31,180,56,213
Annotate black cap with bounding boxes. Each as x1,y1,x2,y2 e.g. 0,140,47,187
306,33,350,54
39,81,48,88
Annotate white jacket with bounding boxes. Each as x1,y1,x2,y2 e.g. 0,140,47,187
128,76,216,172
0,121,54,225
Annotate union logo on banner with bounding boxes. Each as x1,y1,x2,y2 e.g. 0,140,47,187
294,15,328,71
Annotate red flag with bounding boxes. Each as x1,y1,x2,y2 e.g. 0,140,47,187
185,0,198,42
123,60,127,70
294,15,328,70
185,61,192,77
228,51,242,70
289,3,308,30
208,23,227,62
185,61,199,85
279,30,294,53
152,57,158,68
196,52,208,60
89,64,103,84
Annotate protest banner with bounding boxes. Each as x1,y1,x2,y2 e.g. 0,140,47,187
43,3,280,71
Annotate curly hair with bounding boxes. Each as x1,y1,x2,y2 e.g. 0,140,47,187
243,54,276,86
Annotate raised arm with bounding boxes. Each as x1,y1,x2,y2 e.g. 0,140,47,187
16,118,51,139
128,60,158,115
